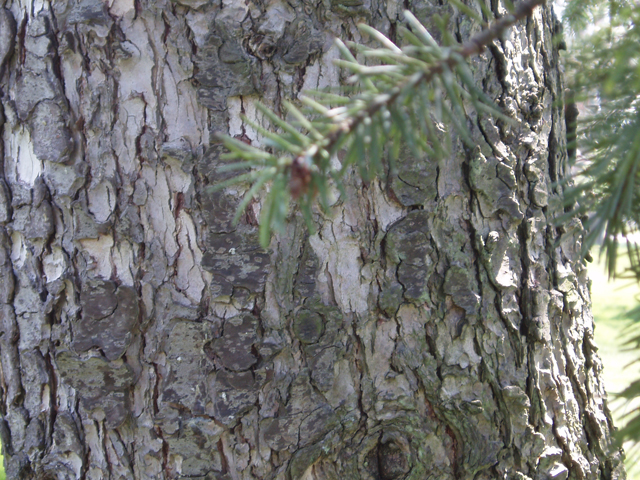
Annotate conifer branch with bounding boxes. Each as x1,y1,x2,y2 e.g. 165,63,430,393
316,0,545,170
214,0,547,247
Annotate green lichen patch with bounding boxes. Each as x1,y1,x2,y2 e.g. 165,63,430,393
388,145,438,207
443,266,480,315
378,281,405,317
293,309,324,344
55,351,134,428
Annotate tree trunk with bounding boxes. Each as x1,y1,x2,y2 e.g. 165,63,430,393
0,0,626,479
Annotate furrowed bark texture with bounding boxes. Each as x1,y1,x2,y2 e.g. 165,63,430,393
0,0,626,479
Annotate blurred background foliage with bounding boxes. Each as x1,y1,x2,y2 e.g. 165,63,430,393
591,249,640,478
560,0,640,471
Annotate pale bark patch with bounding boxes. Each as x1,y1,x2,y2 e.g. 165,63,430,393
7,127,42,185
80,234,115,279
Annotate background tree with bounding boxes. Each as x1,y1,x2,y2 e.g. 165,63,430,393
0,0,626,479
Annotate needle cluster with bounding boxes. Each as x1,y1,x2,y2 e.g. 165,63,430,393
213,0,544,248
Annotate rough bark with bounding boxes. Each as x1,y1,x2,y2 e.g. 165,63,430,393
0,0,626,479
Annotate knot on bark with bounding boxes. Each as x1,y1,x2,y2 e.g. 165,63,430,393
378,439,410,480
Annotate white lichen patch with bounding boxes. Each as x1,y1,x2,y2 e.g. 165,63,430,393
43,247,66,283
327,359,357,409
259,1,294,37
228,97,244,138
87,180,116,223
311,227,370,314
369,180,405,231
112,242,136,286
495,251,517,288
79,235,115,279
328,240,370,314
140,165,179,261
116,20,157,123
370,319,397,385
241,98,267,145
175,211,207,302
60,49,84,118
161,62,209,146
210,302,242,319
444,324,482,369
7,127,43,185
113,97,146,177
108,0,135,18
10,231,27,269
165,163,191,195
302,43,342,92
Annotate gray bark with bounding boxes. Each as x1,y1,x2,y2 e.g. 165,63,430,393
0,0,626,479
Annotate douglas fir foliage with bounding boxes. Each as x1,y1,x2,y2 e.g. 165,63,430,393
214,0,544,247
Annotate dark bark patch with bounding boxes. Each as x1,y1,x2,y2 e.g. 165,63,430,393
213,314,259,371
39,413,84,478
79,280,118,319
263,372,336,451
0,178,11,224
294,241,319,301
443,266,480,315
18,200,54,242
307,346,337,392
299,404,337,446
194,33,259,109
288,443,325,479
165,419,225,476
30,101,74,164
279,18,324,66
72,202,112,240
74,282,139,361
262,415,300,451
378,281,404,317
55,351,134,428
116,205,144,244
330,0,370,17
378,440,410,480
0,233,15,304
0,8,16,75
212,369,259,424
66,0,111,26
162,321,214,414
24,418,45,458
200,191,240,233
202,230,270,298
469,153,523,221
160,137,194,166
385,210,435,304
15,72,58,120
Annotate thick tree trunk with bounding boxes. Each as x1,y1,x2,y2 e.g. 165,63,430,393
0,0,626,479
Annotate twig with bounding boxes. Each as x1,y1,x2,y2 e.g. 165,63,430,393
309,0,547,165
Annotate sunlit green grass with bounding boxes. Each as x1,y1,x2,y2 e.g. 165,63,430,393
590,248,640,478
